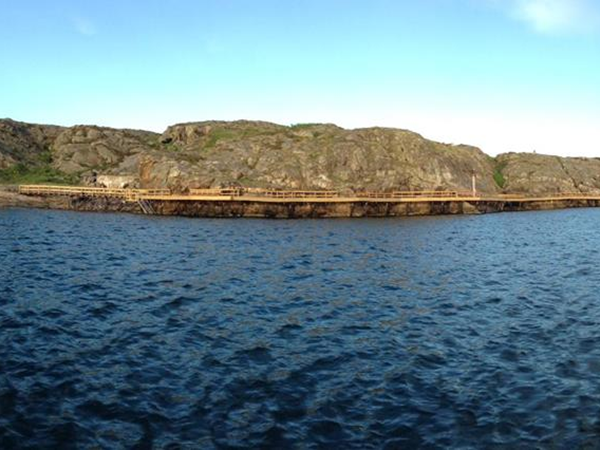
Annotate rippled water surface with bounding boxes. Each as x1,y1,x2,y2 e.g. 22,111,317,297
2,208,600,448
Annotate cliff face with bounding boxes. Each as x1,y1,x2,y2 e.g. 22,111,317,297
50,126,159,174
1,118,599,195
0,119,64,168
0,119,157,185
498,153,600,194
148,121,497,193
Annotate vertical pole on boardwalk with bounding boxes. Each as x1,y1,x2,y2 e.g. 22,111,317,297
471,171,477,197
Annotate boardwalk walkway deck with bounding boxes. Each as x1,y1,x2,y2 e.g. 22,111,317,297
18,184,600,204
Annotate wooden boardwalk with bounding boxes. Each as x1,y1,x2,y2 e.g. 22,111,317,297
17,185,600,215
17,185,170,201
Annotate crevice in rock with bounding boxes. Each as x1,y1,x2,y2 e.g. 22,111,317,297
556,157,582,193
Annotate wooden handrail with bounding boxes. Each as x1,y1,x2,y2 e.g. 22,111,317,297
18,185,170,200
18,185,600,203
189,187,340,198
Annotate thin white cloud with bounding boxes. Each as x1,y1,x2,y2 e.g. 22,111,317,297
488,0,600,34
72,16,97,36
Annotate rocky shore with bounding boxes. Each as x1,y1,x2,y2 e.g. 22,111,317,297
0,187,136,213
0,186,69,209
4,185,600,219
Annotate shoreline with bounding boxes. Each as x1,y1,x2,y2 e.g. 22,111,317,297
3,187,600,218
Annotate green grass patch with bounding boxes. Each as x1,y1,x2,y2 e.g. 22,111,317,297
204,129,242,150
290,123,321,130
493,161,507,189
0,163,80,185
162,142,181,152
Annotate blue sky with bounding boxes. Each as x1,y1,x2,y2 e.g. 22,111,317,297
1,0,599,156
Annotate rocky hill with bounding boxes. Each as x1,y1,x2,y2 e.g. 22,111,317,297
496,153,600,195
1,118,599,194
144,121,498,193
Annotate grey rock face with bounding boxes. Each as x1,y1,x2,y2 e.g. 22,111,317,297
2,118,600,196
51,126,159,174
151,121,498,193
96,174,138,189
498,153,600,194
0,119,64,166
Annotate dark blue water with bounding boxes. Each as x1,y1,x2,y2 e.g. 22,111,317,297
2,208,600,448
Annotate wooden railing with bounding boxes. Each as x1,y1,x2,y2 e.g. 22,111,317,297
18,185,170,201
187,188,477,199
18,184,600,203
188,187,341,198
542,192,600,198
356,190,477,199
244,188,340,198
188,188,244,196
496,192,600,199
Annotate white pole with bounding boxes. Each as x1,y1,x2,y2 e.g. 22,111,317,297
471,172,477,197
